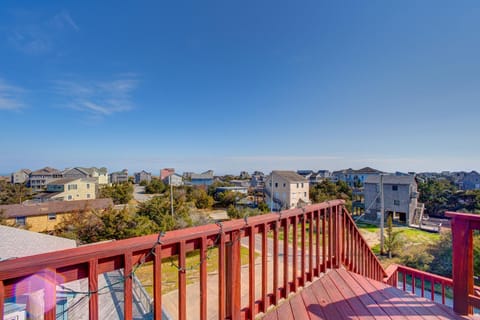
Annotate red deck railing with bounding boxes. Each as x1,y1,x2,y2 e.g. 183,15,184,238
384,264,453,305
445,211,480,315
0,200,391,319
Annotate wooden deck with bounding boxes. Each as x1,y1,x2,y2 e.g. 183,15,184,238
262,268,469,320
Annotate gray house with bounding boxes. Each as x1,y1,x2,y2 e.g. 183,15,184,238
11,169,31,184
28,167,63,191
134,170,152,184
109,169,129,184
364,175,423,226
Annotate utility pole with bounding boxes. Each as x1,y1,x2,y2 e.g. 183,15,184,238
380,174,385,255
170,175,174,217
270,172,274,212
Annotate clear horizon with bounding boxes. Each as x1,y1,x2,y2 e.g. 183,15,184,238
1,1,479,174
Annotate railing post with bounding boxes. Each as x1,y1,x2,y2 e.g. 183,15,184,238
451,217,473,315
226,231,241,319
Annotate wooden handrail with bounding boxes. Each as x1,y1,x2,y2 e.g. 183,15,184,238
0,199,418,319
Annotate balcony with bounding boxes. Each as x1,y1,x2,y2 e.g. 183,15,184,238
0,200,477,319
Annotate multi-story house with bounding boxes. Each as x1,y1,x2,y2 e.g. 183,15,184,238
28,167,63,191
190,170,214,187
455,171,480,190
363,174,422,226
332,167,383,187
250,171,265,188
163,173,184,186
0,198,113,232
62,167,109,185
10,169,31,184
134,170,152,184
265,171,310,211
34,177,97,202
109,169,129,184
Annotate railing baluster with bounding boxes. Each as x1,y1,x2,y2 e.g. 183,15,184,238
328,207,333,269
308,212,314,281
283,217,289,298
249,226,256,319
88,258,99,320
293,215,298,290
124,252,133,320
153,245,162,320
200,236,207,320
301,213,306,286
44,269,56,320
218,231,226,319
420,274,425,297
431,278,435,301
322,209,326,273
179,241,186,320
261,224,268,312
273,220,279,305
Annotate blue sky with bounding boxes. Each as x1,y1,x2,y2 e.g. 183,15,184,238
1,1,480,175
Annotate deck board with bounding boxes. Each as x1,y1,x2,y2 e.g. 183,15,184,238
262,269,469,320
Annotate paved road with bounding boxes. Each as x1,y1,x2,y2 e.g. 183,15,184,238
133,185,156,203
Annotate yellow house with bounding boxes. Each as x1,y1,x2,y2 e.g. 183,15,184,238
265,171,310,210
36,177,98,201
0,198,113,232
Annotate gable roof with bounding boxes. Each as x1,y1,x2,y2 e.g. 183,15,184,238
47,177,97,186
0,198,114,218
272,171,307,183
30,167,61,176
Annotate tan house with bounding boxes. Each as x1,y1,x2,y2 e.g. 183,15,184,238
0,198,113,232
35,177,98,202
265,171,310,210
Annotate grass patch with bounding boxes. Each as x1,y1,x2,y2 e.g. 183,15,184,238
356,222,379,232
135,246,254,295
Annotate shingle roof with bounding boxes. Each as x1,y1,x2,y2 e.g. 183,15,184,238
30,167,61,175
46,177,96,185
272,171,307,182
0,225,76,261
0,198,114,218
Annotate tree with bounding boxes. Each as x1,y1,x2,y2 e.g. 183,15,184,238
144,179,167,194
99,183,134,204
137,195,192,232
53,207,159,244
0,181,32,205
384,214,402,258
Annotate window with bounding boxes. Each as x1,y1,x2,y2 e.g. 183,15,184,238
48,213,56,221
68,184,78,191
392,185,398,191
68,195,73,200
283,183,286,187
394,200,400,206
16,216,26,226
301,183,304,188
304,192,307,197
275,182,278,188
296,183,299,188
87,194,91,198
86,183,90,189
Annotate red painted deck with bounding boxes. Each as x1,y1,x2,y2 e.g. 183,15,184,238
262,268,469,320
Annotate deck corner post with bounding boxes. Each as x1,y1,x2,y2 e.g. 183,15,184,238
451,217,473,315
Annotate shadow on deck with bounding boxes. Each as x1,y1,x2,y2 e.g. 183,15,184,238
262,268,470,320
